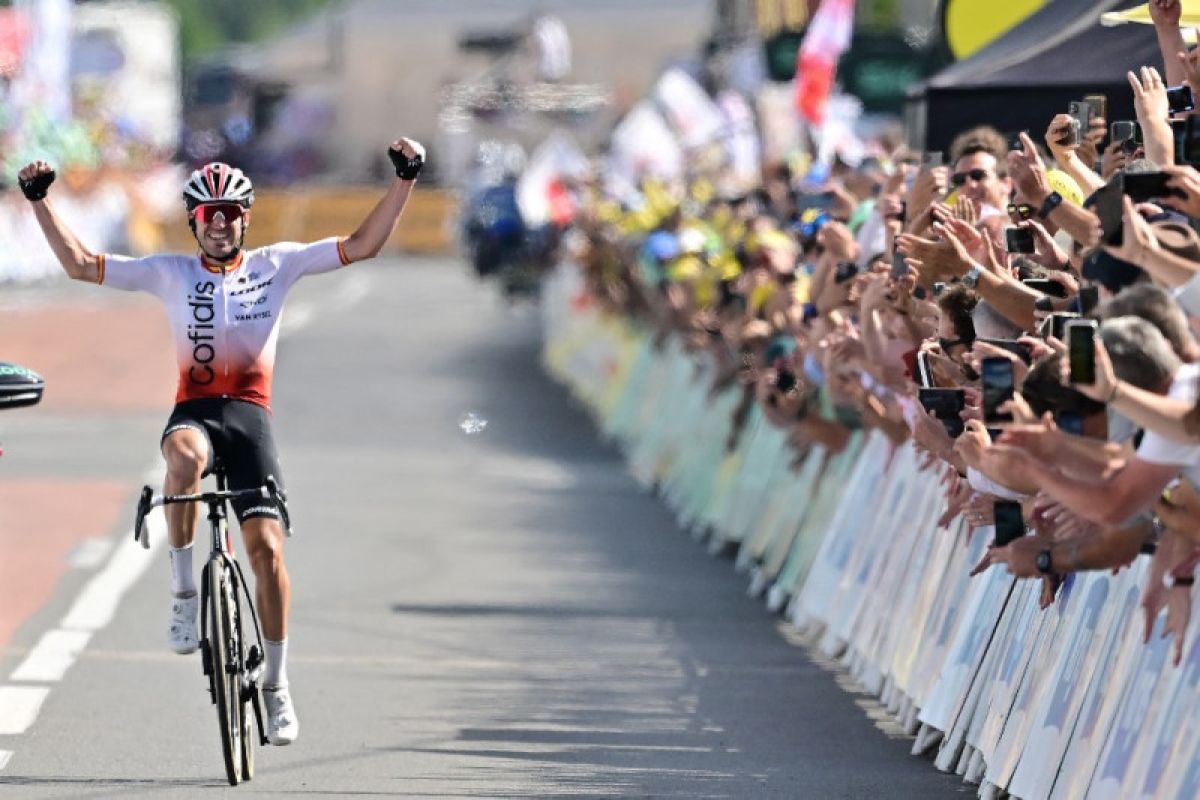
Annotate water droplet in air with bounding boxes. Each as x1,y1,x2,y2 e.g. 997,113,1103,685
459,412,488,435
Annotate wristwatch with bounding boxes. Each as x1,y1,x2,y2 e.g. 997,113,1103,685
1035,548,1054,575
961,267,980,289
1037,191,1063,220
1163,573,1196,589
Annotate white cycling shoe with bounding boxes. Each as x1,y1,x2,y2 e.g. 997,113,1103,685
263,686,299,745
168,593,199,655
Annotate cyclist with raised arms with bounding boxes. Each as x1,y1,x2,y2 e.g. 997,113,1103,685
16,137,425,746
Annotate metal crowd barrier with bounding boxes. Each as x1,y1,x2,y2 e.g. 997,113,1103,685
540,262,1200,800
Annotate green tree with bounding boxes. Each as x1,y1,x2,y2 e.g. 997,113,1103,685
160,0,337,61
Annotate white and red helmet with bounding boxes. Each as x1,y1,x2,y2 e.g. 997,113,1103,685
182,162,255,212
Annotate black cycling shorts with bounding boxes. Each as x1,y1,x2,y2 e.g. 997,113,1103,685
161,397,284,524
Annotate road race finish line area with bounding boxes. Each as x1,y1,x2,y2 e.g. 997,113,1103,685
0,258,960,797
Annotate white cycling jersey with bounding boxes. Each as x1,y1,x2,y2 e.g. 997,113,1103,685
99,237,351,409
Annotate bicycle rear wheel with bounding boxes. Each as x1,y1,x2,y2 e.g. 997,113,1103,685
207,557,245,785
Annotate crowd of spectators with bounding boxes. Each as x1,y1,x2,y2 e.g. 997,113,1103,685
568,0,1200,668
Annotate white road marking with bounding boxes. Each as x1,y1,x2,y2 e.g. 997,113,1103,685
66,538,114,569
0,750,12,770
9,630,93,683
0,687,50,735
59,510,165,632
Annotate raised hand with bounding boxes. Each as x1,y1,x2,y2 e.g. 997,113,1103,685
17,161,56,201
387,137,426,180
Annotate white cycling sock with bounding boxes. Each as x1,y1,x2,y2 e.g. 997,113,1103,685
169,544,196,597
264,638,288,689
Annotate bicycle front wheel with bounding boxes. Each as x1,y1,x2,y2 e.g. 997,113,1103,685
207,557,245,785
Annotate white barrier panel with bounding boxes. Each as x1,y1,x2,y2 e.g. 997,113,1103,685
540,263,1200,799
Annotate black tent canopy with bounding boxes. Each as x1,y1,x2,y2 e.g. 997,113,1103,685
907,0,1164,154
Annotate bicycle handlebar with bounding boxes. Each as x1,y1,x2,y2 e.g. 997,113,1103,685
133,475,293,549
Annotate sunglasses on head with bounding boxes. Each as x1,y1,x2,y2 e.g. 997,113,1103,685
951,168,991,186
193,203,246,225
1007,203,1036,221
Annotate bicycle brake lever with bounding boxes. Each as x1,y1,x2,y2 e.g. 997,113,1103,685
133,486,153,549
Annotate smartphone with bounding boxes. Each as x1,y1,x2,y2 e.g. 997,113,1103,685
1004,130,1029,152
981,357,1015,424
1034,295,1055,312
1084,93,1108,122
918,387,966,417
1041,311,1081,341
1004,226,1036,254
1056,411,1084,435
891,252,909,280
1110,120,1138,143
922,151,944,169
1092,173,1125,246
918,387,966,437
916,350,934,389
976,337,1034,363
1067,100,1091,146
834,260,859,284
1022,278,1068,298
1078,285,1100,314
993,500,1026,547
1174,117,1200,165
1123,171,1184,202
1067,319,1098,385
1167,84,1195,114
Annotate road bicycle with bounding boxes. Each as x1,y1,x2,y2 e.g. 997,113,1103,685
133,462,292,785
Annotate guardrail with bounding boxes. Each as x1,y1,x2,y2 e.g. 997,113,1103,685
540,261,1200,800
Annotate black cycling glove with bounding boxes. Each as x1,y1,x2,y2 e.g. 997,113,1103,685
388,147,424,181
19,169,55,201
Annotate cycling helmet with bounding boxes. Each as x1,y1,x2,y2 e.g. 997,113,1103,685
182,162,255,212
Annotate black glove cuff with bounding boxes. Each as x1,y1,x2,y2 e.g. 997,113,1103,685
19,171,55,201
388,148,424,181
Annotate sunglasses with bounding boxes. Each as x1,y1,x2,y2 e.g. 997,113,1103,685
1007,203,1036,221
193,203,246,225
950,168,991,186
938,336,969,351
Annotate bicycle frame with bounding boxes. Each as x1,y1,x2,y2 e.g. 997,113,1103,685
133,469,292,782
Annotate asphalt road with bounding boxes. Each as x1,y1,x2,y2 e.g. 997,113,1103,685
0,256,965,798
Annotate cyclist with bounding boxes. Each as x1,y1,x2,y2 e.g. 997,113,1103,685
16,137,425,745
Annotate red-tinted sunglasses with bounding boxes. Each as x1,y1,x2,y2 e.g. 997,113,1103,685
193,203,246,225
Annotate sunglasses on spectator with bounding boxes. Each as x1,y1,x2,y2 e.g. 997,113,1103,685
193,203,246,225
938,336,969,351
1007,203,1036,221
950,168,991,186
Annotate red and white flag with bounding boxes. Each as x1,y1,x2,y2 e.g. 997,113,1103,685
795,0,855,125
